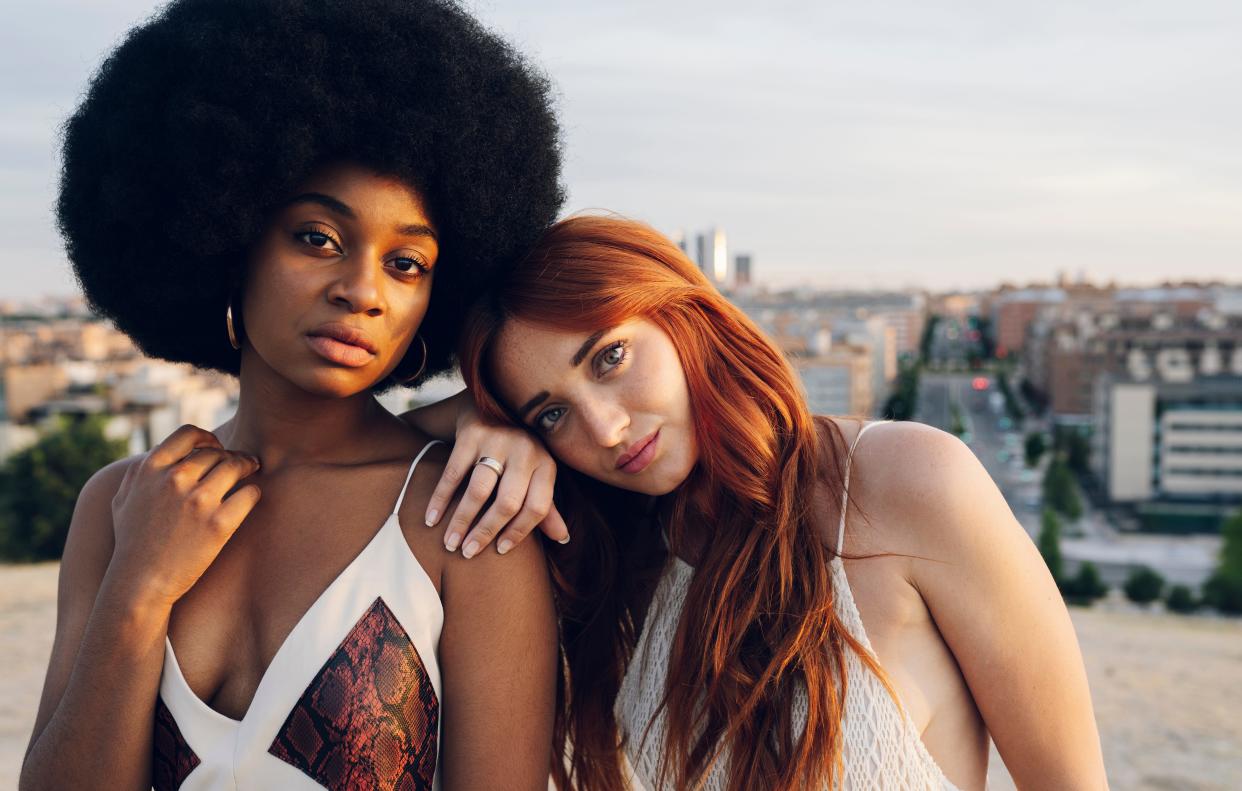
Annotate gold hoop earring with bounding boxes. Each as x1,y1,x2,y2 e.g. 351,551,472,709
226,301,241,350
398,335,428,385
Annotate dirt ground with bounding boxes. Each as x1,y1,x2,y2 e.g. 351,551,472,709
3,563,1239,790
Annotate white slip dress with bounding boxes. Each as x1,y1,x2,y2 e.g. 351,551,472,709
152,440,445,791
615,422,964,790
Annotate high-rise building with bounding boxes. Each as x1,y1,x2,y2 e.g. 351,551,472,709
734,254,752,287
707,227,728,285
691,227,728,285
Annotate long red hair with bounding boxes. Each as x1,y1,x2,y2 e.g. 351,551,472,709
458,215,894,790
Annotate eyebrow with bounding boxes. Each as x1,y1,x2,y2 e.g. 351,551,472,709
287,193,354,218
572,329,609,367
287,193,438,242
518,390,550,420
517,328,614,420
396,223,438,243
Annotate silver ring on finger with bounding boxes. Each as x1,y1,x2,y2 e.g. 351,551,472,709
475,456,505,477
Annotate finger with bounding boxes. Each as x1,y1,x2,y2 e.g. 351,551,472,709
209,483,262,540
443,462,502,554
494,463,557,555
194,454,262,505
459,464,531,559
168,448,231,490
148,424,223,468
425,441,475,528
537,501,571,545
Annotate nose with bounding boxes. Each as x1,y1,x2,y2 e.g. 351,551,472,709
327,250,384,316
579,396,629,449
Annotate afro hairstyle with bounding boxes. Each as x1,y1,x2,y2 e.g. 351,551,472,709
57,0,563,384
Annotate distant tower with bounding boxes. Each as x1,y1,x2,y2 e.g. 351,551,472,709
695,233,708,275
734,253,752,287
709,226,728,285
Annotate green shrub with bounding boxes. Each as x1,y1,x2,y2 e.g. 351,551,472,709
0,415,127,561
1123,566,1164,605
1203,511,1242,615
1024,432,1046,468
1042,458,1083,520
1165,585,1199,614
1062,561,1109,606
1038,508,1063,585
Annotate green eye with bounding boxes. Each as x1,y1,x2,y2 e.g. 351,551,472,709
595,340,629,374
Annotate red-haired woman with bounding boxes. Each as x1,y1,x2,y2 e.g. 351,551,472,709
448,216,1109,790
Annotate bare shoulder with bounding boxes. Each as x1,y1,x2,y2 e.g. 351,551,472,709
61,454,144,579
839,419,999,559
393,440,455,583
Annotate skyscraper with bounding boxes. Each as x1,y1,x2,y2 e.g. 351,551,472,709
734,254,752,287
708,226,728,285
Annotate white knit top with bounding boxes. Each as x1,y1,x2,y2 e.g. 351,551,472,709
615,421,962,790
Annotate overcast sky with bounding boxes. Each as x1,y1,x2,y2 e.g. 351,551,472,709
3,0,1240,297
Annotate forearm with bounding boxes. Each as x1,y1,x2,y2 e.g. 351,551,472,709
21,574,171,791
403,389,469,442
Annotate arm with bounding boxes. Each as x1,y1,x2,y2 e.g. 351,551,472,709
437,529,558,790
401,391,569,554
887,425,1107,789
21,427,261,791
20,458,166,791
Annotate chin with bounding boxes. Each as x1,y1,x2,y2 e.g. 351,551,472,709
608,463,692,497
294,366,386,399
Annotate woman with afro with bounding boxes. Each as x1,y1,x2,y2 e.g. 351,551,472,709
21,1,566,789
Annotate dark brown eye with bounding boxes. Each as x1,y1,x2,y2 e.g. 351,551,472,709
389,256,427,275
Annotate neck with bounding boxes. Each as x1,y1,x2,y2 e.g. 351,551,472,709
215,351,401,470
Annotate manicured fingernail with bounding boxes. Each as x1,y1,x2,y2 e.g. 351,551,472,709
557,535,571,545
462,540,480,559
445,532,461,552
425,509,439,527
497,539,514,555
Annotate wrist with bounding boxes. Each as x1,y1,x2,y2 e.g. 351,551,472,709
97,566,176,627
452,388,474,432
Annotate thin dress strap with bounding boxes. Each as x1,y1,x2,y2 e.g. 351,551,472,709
836,420,890,554
392,439,445,515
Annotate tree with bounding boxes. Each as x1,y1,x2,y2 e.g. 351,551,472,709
919,315,940,363
1053,426,1091,475
1042,458,1083,520
882,363,921,422
1122,566,1165,605
949,402,966,438
1203,510,1242,615
1038,507,1064,585
1165,585,1199,614
1024,432,1047,468
1062,561,1108,606
0,415,128,562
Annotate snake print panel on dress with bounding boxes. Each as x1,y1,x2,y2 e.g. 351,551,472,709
153,696,201,791
151,441,446,789
268,597,439,791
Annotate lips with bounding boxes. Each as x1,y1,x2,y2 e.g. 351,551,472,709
616,429,660,473
306,322,378,367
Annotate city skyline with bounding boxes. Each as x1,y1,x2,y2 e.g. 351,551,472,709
3,0,1242,297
